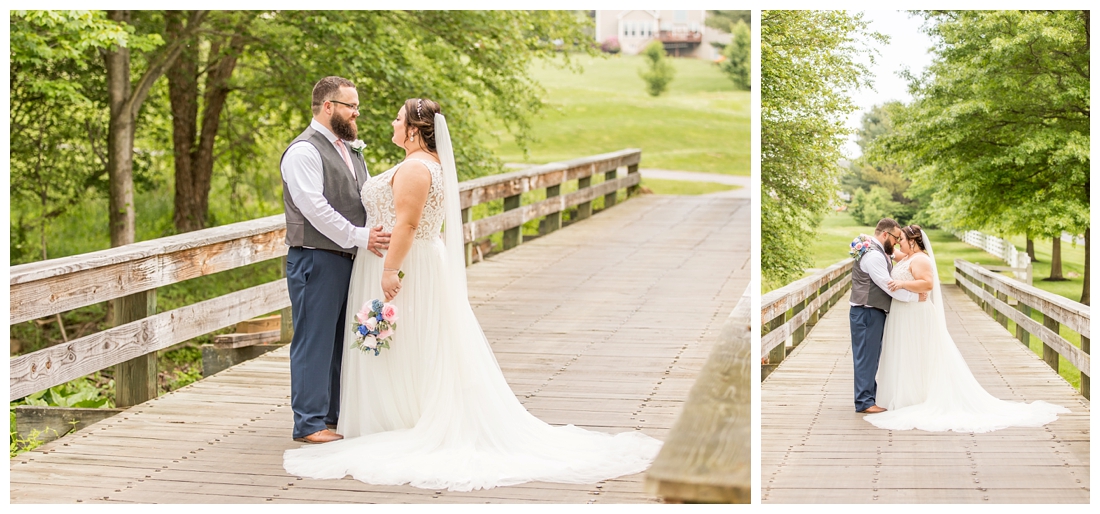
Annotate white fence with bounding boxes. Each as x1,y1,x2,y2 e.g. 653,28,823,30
955,230,1033,284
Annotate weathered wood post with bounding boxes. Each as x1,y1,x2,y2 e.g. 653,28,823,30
627,163,640,197
502,194,522,250
995,289,1008,327
603,167,618,209
1081,336,1090,400
791,298,806,348
539,185,561,235
807,283,825,329
113,290,157,407
1014,299,1030,346
461,207,473,266
280,256,294,344
1042,314,1060,373
576,176,593,220
766,313,787,371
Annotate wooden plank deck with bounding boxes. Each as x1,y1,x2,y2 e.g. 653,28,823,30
10,194,750,504
761,287,1090,503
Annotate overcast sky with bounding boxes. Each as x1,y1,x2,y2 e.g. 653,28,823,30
843,10,937,159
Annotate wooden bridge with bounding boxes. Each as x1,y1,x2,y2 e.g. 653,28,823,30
10,150,751,503
760,259,1090,503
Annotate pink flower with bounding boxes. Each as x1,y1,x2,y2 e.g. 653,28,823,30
356,303,374,324
364,317,378,330
376,329,393,341
381,304,398,322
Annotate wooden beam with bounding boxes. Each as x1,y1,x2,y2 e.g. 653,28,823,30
955,259,1089,338
457,149,640,208
10,279,290,401
646,289,751,504
10,215,287,324
956,273,1088,377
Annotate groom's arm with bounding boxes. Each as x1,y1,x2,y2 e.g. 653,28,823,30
282,142,372,249
860,252,918,302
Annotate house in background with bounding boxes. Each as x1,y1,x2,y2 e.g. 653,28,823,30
594,10,730,59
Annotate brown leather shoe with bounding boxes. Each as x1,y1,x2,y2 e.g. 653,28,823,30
294,429,343,444
859,405,888,414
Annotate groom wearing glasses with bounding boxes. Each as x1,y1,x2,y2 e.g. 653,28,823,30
849,218,927,414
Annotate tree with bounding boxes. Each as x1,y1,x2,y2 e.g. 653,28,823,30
638,40,675,96
104,10,207,246
720,20,751,91
842,102,925,225
706,10,751,31
9,11,130,262
761,10,885,285
879,10,1089,301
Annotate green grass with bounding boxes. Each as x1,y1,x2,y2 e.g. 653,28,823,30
804,211,1087,389
641,178,738,196
483,55,749,175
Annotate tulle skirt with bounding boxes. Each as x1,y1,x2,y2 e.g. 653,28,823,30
867,298,1068,433
284,238,662,491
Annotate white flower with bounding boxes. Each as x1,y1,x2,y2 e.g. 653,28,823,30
349,139,366,154
361,335,377,350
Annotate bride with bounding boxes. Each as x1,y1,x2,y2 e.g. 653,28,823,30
283,99,662,491
865,224,1069,433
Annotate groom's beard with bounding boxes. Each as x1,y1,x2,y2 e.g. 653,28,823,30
331,113,358,141
883,240,894,255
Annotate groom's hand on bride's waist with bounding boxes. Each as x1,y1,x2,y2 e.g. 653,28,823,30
919,292,928,302
366,225,392,257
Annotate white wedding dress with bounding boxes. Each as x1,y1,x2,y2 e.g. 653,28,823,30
283,116,662,491
866,240,1068,433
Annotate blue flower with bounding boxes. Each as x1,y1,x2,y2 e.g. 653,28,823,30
376,313,384,322
358,325,368,336
372,299,384,312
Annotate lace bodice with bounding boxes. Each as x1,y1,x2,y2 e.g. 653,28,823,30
891,256,915,282
360,158,445,240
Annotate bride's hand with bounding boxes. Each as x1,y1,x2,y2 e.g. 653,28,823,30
382,269,402,302
887,280,901,291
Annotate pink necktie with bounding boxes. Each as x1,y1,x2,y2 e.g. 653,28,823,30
334,139,355,179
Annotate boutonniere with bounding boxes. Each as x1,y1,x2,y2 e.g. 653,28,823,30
348,139,366,156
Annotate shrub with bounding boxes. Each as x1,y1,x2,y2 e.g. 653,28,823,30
601,37,621,54
638,40,675,96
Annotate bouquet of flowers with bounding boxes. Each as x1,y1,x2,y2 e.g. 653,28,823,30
850,234,873,260
351,299,398,355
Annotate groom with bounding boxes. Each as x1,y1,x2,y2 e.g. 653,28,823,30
281,76,390,443
849,218,926,414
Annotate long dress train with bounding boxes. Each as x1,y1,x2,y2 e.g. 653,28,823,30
867,253,1068,433
283,155,662,491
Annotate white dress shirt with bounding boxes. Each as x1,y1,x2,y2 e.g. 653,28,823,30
850,236,918,307
281,119,371,249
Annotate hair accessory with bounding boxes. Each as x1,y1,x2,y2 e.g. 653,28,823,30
416,99,423,119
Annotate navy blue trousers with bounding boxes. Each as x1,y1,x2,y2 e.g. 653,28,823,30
849,305,887,412
286,247,353,439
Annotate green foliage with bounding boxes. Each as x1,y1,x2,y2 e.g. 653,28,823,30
16,375,114,409
638,40,675,97
486,55,748,175
849,186,915,226
706,10,751,30
720,20,751,91
761,10,885,285
878,10,1089,235
10,408,60,457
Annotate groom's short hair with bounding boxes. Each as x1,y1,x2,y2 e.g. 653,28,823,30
312,76,356,115
874,218,899,235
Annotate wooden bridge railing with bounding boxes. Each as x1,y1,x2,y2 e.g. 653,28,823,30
760,259,854,381
646,287,750,503
955,230,1033,284
955,259,1091,398
9,149,643,406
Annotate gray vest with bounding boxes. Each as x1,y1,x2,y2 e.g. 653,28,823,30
850,241,894,312
281,126,369,252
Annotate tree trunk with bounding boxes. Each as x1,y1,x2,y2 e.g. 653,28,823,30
170,18,247,233
1047,235,1065,280
1081,227,1090,305
167,11,201,233
105,10,136,247
1026,235,1037,262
